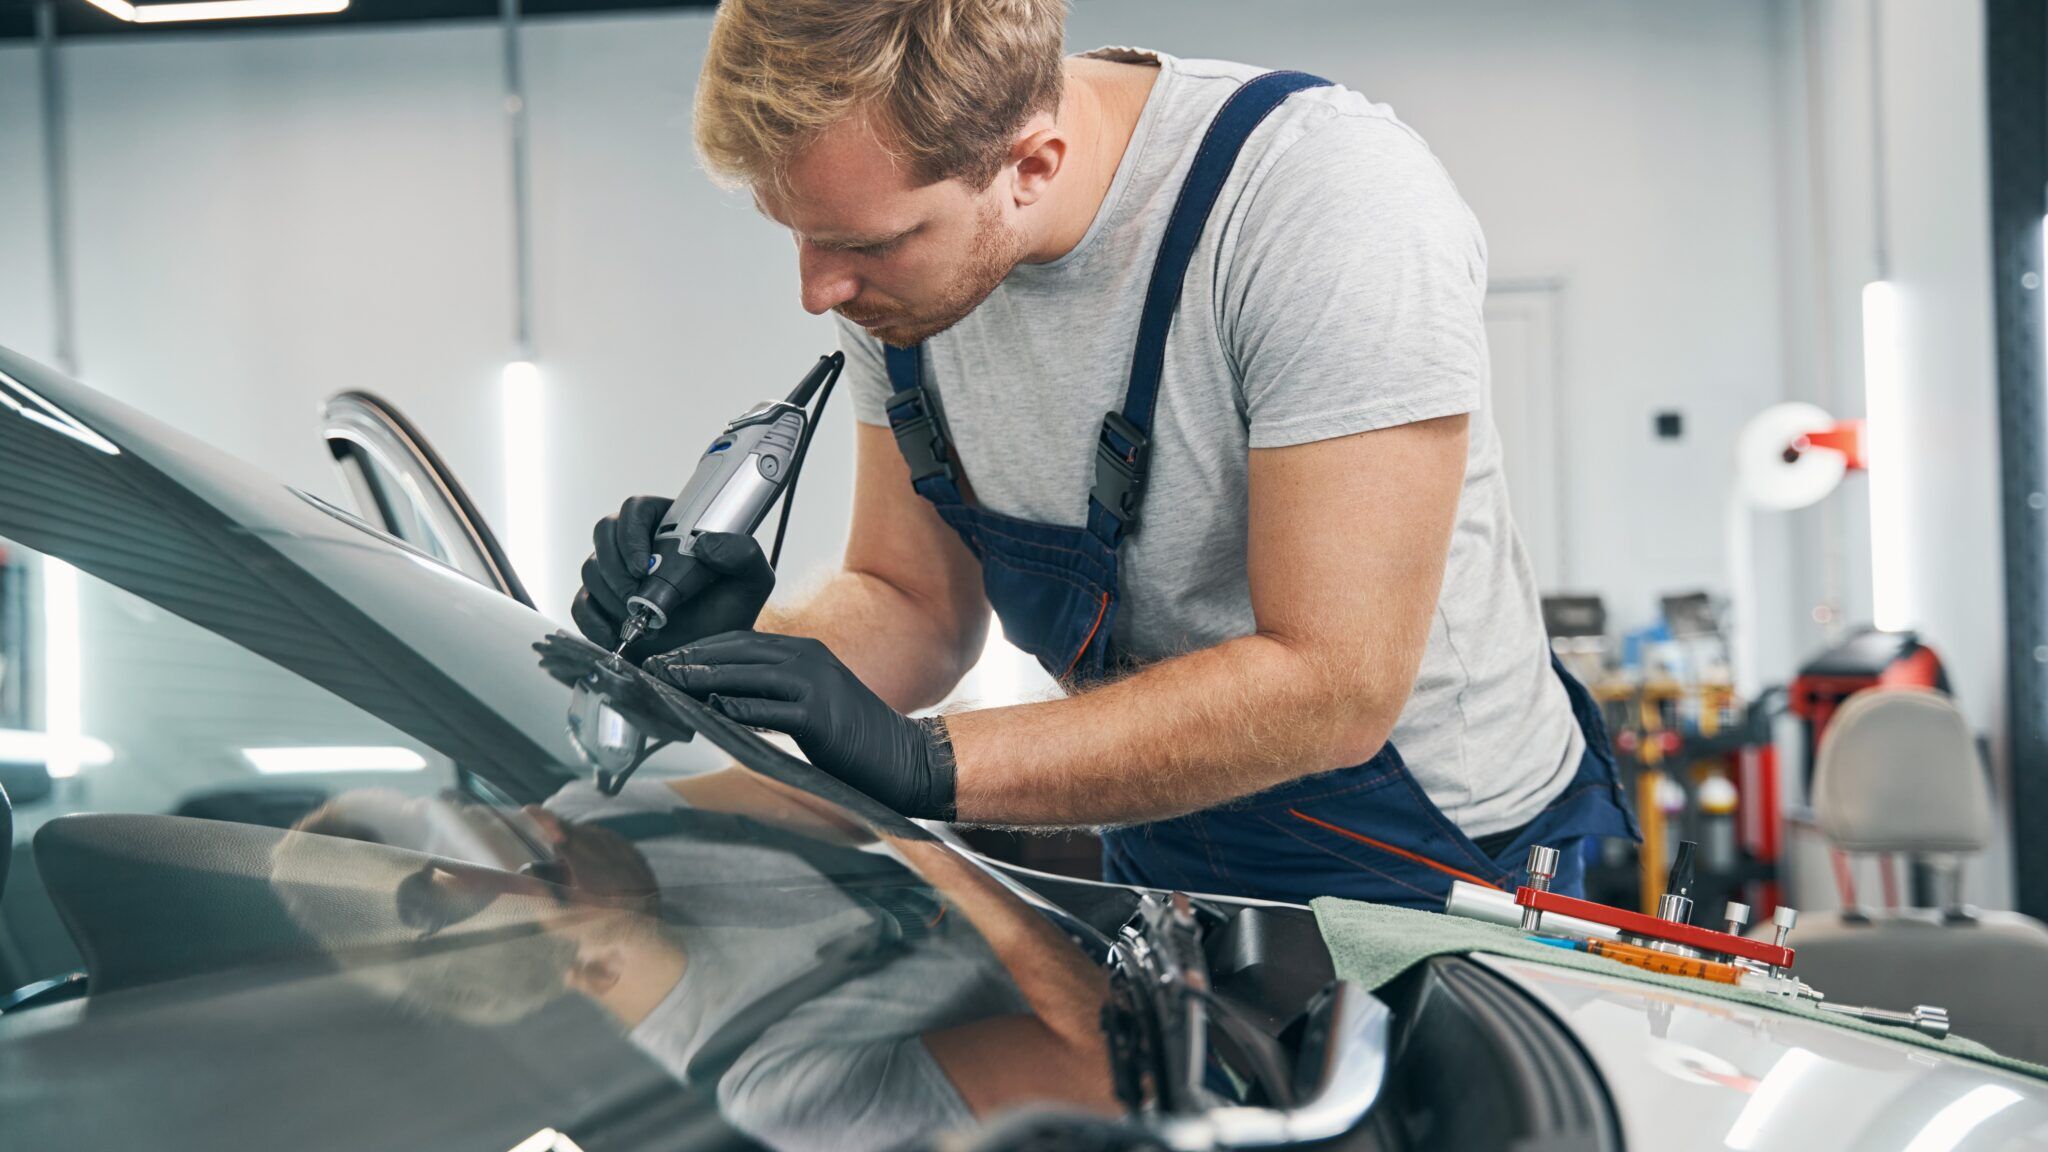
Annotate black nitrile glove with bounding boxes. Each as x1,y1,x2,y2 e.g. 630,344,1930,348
646,631,957,820
571,494,775,663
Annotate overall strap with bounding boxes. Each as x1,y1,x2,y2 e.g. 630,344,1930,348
1086,69,1332,548
883,343,969,506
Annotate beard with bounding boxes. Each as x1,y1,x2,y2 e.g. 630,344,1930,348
845,199,1025,348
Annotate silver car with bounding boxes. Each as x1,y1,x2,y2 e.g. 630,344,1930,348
0,343,2042,1152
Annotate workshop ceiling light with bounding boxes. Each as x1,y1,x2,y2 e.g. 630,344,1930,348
83,0,350,22
241,746,428,774
507,1129,587,1152
40,558,87,779
500,360,550,612
0,729,112,769
1861,278,1912,634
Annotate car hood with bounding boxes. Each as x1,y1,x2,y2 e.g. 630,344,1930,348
1476,954,2048,1150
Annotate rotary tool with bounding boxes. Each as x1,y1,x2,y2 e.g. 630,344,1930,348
614,351,844,654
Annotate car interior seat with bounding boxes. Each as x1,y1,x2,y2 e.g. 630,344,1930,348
1789,686,2048,1062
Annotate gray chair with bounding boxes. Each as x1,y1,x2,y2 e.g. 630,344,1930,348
1790,686,2048,1061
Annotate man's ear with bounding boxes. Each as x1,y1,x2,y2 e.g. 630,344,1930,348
566,945,625,997
1009,124,1066,208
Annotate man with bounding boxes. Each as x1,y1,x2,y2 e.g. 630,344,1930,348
575,0,1636,908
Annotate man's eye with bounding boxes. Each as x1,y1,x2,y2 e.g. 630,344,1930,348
852,242,896,258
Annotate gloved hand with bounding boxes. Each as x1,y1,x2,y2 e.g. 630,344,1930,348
646,631,958,820
532,631,700,747
571,495,775,663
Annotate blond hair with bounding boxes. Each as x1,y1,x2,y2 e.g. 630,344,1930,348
695,0,1069,193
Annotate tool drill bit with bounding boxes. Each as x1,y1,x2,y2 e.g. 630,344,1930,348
614,611,648,656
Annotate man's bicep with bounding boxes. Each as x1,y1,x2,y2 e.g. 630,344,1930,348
1246,414,1467,695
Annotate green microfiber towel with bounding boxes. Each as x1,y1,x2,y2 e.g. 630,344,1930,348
1312,896,2048,1082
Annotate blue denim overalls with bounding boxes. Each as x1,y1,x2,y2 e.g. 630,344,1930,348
884,72,1640,910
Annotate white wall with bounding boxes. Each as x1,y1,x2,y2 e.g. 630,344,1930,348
518,15,844,610
57,23,513,520
0,44,55,368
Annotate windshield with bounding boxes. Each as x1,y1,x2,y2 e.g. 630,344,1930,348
0,347,1120,1152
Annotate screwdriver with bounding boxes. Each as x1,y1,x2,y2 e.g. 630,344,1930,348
614,353,844,654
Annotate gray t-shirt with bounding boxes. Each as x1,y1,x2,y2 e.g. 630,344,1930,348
844,49,1579,836
546,779,1023,1152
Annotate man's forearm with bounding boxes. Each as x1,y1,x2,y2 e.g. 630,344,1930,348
946,632,1408,827
757,569,984,713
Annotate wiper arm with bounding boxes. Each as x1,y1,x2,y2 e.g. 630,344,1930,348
1107,892,1299,1116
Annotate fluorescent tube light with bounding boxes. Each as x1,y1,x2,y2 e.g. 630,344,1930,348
0,729,112,769
501,360,550,611
1900,1085,2023,1152
1723,1047,1819,1151
241,746,428,775
1862,279,1912,633
41,558,85,779
507,1129,587,1152
85,1,352,22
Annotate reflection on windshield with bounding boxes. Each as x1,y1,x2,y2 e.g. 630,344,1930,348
273,776,1118,1151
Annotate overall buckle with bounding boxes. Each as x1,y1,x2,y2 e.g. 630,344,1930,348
886,385,956,485
1092,411,1150,531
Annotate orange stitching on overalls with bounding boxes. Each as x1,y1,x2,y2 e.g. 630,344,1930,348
1287,808,1507,891
1064,592,1112,679
1255,813,1442,902
1388,766,1515,883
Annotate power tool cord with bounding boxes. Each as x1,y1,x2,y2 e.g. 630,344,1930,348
767,355,844,570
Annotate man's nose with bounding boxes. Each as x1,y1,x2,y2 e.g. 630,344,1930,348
798,246,860,315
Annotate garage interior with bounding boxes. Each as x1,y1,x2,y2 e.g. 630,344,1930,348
2,0,2048,1145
